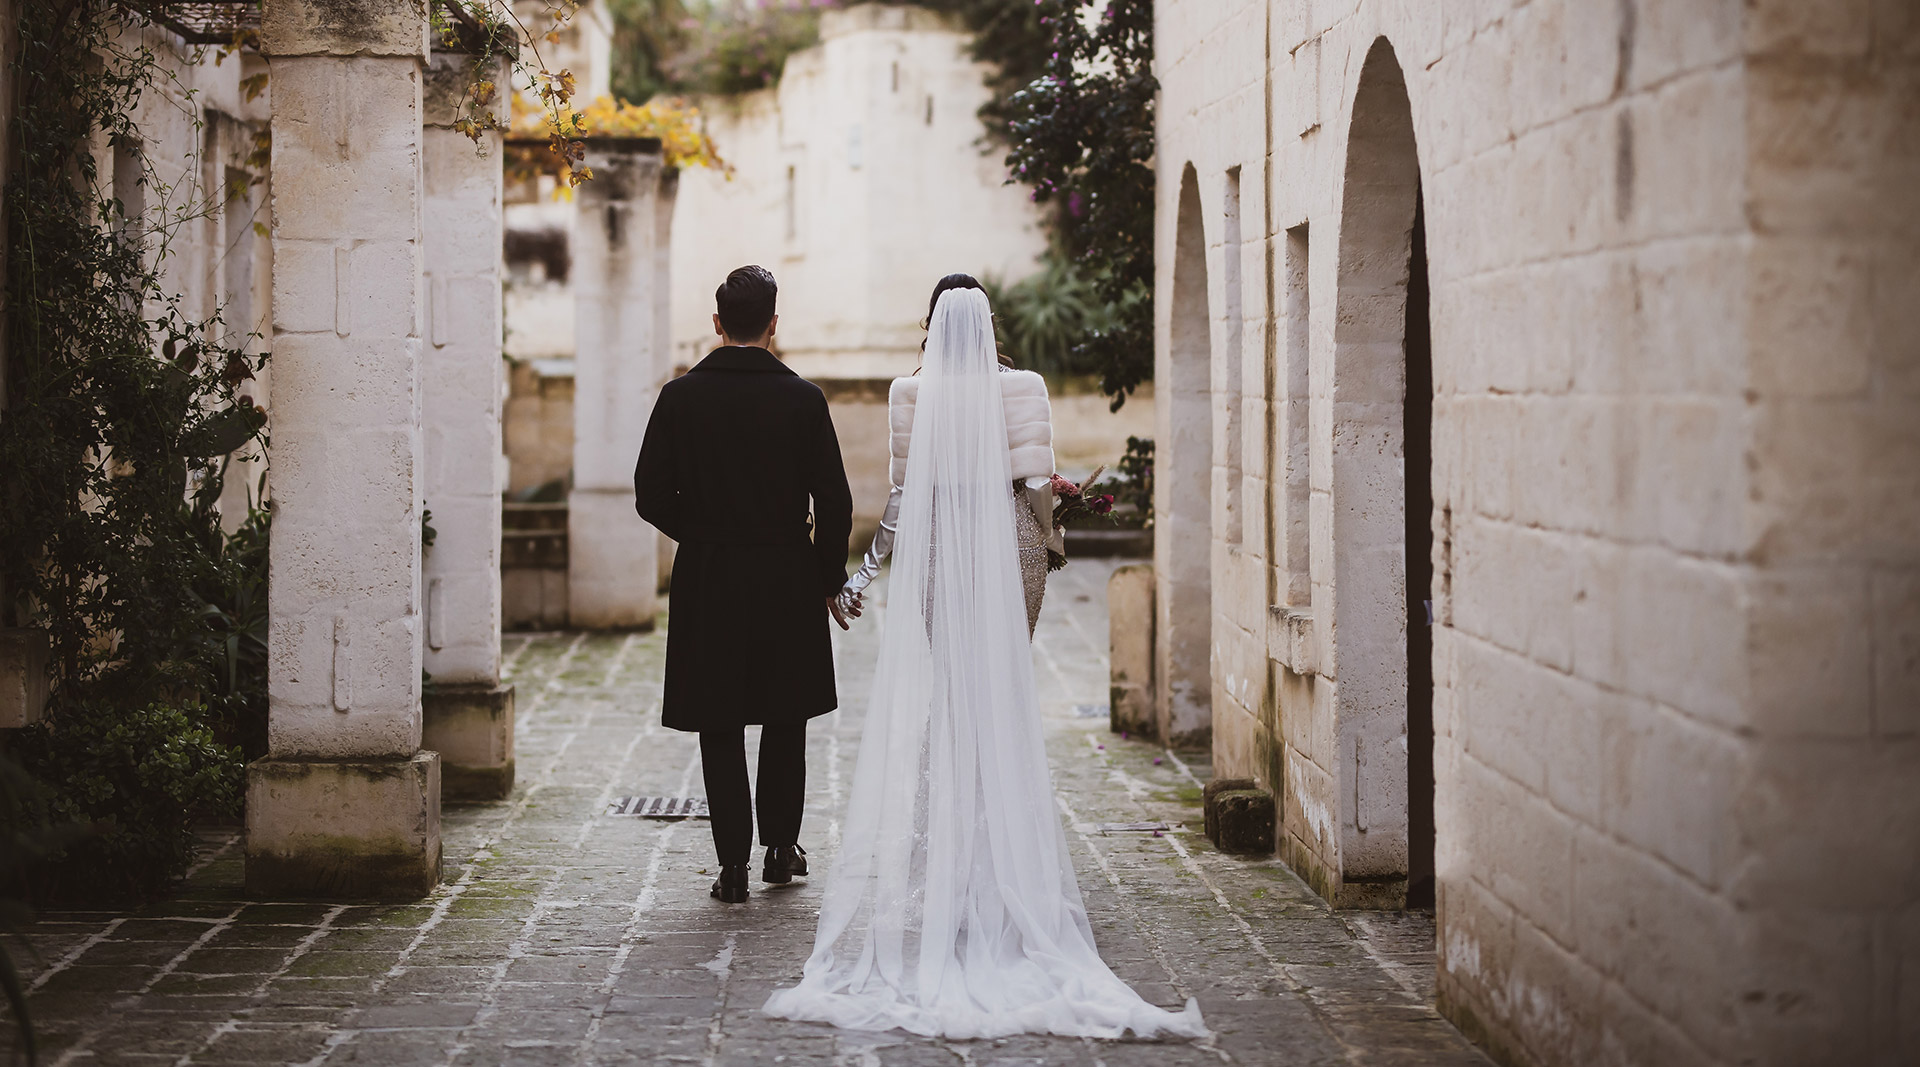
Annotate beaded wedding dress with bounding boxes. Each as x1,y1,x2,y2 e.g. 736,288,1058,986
762,288,1207,1040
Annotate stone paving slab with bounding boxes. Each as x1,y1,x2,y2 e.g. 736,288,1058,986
15,561,1490,1066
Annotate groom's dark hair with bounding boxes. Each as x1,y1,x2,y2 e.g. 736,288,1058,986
716,265,778,341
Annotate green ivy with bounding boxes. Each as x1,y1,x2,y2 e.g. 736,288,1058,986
1005,0,1157,410
1,2,267,899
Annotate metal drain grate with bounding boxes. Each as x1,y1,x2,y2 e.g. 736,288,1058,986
607,796,710,818
1096,821,1173,834
1072,703,1110,719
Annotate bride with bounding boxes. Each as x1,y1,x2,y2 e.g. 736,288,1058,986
762,278,1208,1040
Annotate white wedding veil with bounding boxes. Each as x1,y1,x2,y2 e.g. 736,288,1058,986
763,287,1206,1039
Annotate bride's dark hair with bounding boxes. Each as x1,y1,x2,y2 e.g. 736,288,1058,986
922,273,1012,366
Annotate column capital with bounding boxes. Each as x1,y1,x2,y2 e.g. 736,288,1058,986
424,50,510,129
576,138,667,201
263,0,430,60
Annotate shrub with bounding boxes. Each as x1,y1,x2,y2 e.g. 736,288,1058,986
986,256,1110,378
11,703,242,902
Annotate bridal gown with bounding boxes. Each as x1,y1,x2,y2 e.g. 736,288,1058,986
762,287,1207,1040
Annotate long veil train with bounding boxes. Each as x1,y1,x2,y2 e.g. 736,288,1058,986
762,288,1207,1039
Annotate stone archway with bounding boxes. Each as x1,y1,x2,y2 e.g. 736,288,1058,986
1330,38,1429,907
1156,164,1213,747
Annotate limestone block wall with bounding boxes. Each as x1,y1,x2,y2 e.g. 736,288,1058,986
1154,0,1919,1064
1732,8,1919,1062
667,4,1048,380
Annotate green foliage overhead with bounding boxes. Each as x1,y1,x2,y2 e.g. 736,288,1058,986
607,0,695,104
1006,0,1157,410
611,0,828,98
1,1,266,901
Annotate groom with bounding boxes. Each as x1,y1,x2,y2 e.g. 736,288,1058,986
634,265,855,904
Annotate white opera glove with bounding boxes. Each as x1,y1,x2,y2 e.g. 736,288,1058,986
840,481,902,610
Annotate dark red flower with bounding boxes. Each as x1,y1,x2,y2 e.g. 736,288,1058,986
1091,494,1114,515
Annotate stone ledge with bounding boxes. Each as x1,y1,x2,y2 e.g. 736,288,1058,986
1267,605,1317,675
423,682,515,801
1204,779,1276,856
246,751,442,900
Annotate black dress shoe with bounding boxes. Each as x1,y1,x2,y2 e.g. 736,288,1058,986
763,845,808,884
710,865,749,903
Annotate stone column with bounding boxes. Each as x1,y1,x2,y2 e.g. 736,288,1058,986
568,137,673,629
419,50,514,800
248,0,439,899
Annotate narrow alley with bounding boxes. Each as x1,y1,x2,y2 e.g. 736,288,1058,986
20,563,1485,1066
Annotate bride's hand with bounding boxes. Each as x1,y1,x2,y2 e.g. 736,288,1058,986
837,589,864,620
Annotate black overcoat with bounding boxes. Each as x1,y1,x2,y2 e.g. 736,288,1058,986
634,346,854,731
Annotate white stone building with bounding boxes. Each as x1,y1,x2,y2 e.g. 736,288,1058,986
1147,1,1918,1064
667,3,1049,379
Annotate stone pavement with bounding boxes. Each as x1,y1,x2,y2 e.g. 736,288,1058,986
16,561,1491,1066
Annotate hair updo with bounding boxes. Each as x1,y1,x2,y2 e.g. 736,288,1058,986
921,273,1011,366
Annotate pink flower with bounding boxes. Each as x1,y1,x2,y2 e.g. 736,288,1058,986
1050,473,1080,497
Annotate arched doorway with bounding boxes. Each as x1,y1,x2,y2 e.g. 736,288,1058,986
1331,39,1431,907
1157,164,1213,747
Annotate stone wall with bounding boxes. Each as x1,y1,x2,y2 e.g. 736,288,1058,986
505,364,1151,549
667,4,1048,380
1153,1,1919,1064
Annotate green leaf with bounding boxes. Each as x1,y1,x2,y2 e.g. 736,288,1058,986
181,405,266,458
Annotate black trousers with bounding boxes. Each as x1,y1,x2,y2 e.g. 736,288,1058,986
699,724,806,866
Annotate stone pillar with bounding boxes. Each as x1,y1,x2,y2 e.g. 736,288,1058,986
1108,563,1154,736
249,0,439,900
568,137,674,629
419,50,513,800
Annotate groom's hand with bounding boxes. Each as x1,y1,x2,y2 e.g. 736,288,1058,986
827,597,851,630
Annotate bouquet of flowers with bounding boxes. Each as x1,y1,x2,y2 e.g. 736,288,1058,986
1046,466,1114,572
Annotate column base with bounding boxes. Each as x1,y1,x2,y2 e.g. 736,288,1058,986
423,682,515,801
246,752,442,900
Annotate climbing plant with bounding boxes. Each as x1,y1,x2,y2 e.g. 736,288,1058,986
509,92,727,189
1,1,266,899
1005,0,1157,409
435,0,599,187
